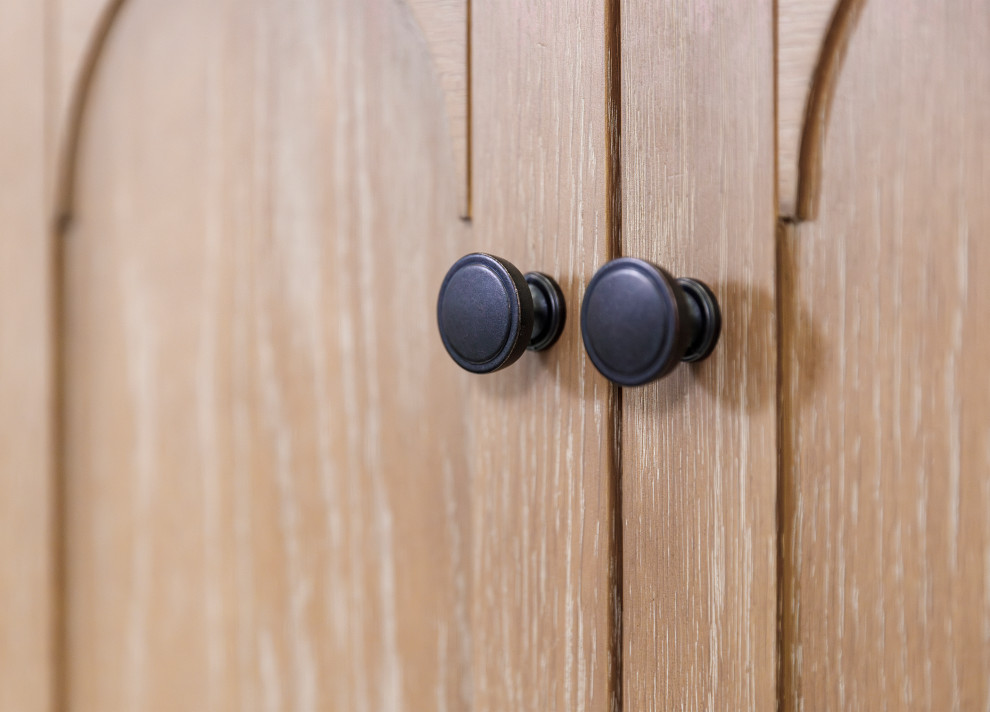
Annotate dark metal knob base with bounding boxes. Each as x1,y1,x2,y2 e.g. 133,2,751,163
526,272,566,352
677,278,722,363
580,258,722,387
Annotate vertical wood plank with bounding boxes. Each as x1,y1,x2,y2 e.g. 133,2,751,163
406,0,470,217
619,1,779,708
779,0,990,708
470,2,618,710
61,0,473,709
58,0,618,709
0,0,54,709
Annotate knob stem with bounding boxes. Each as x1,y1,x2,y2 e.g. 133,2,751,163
530,284,549,343
525,272,566,352
677,278,722,363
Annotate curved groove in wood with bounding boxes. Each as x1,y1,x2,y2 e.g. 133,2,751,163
793,0,866,222
54,0,468,227
53,0,129,232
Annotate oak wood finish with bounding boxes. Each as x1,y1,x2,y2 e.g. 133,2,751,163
54,0,469,221
15,1,988,709
619,1,779,709
778,0,990,708
57,0,616,710
406,0,470,217
0,1,54,709
61,1,474,708
468,2,619,709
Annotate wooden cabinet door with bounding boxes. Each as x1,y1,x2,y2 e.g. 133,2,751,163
777,0,990,708
617,1,779,709
4,0,619,709
3,0,989,710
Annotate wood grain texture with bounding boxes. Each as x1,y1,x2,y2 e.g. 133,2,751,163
469,2,618,709
619,1,779,709
57,0,616,709
61,0,474,709
0,1,54,709
53,0,470,220
406,0,470,217
779,0,990,708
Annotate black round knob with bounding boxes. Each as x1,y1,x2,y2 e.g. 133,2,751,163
437,253,566,373
580,258,721,386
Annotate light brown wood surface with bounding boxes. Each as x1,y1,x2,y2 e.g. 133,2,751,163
61,0,474,708
778,0,990,708
57,0,615,710
619,1,779,709
469,2,619,709
5,0,988,709
406,0,469,217
0,1,55,710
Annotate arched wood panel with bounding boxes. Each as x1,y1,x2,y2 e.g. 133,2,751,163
58,0,618,709
779,0,990,707
62,0,472,708
777,0,865,220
